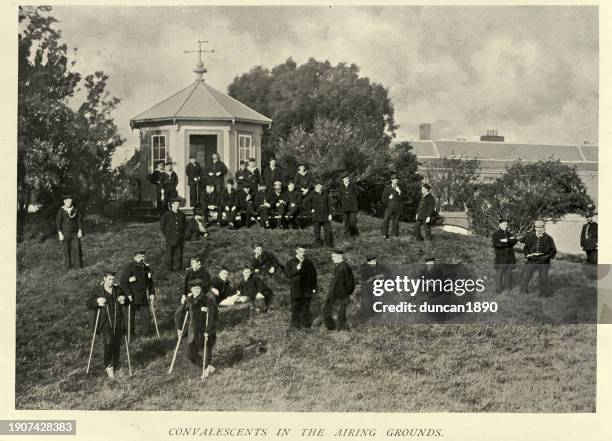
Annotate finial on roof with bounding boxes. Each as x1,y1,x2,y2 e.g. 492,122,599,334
184,40,215,81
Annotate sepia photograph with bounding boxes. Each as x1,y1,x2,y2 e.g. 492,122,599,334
13,1,604,425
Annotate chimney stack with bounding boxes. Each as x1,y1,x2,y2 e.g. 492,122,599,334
419,123,432,141
480,129,504,142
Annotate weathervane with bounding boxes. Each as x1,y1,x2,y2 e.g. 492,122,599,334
184,40,215,81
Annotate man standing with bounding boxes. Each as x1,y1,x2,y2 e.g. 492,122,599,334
294,163,312,196
207,153,228,193
268,180,287,228
160,198,186,271
161,162,179,205
580,212,598,264
338,172,359,237
251,243,282,276
303,180,334,247
285,246,318,329
235,160,250,190
245,157,261,194
186,156,203,208
236,266,273,312
322,249,355,331
119,250,155,338
56,194,84,271
491,218,518,293
86,270,130,378
219,179,238,229
414,183,436,241
520,220,557,297
381,175,402,239
285,181,303,229
262,157,284,189
150,161,165,214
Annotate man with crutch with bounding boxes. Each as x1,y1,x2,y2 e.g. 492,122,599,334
119,250,156,341
86,270,131,379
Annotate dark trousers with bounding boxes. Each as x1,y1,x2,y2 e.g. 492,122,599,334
165,242,184,271
188,183,200,207
290,297,312,329
188,333,217,368
381,206,400,237
155,186,164,213
322,296,349,330
494,265,514,292
286,205,301,228
61,232,83,271
237,204,256,227
586,249,597,265
272,205,287,227
414,219,432,241
313,221,333,246
520,263,550,296
129,303,151,337
343,211,358,236
102,329,121,369
258,207,271,226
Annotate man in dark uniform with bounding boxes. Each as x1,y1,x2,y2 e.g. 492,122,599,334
175,279,218,377
236,184,256,228
201,184,220,226
294,164,312,197
381,175,402,239
210,268,235,303
186,156,203,207
284,181,303,229
150,161,165,214
303,180,334,247
235,160,250,190
414,183,436,241
246,157,261,194
491,218,518,293
520,220,557,297
184,208,209,241
322,249,355,330
160,197,186,271
207,153,228,193
56,194,84,271
253,183,272,228
262,157,284,189
251,243,282,276
219,179,238,229
160,162,179,206
183,254,212,297
285,246,318,329
580,212,598,264
86,270,130,378
119,250,155,338
268,180,287,228
236,266,273,312
338,172,359,237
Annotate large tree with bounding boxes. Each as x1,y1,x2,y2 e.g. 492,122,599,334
18,6,124,239
228,58,397,160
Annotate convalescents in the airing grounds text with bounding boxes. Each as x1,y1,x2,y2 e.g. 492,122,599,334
167,427,444,438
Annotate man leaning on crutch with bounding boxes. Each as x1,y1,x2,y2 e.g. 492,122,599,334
85,270,131,379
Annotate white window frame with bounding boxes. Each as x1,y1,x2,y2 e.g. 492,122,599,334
238,134,254,167
151,134,167,169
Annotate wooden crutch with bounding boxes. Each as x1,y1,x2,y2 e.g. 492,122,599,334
168,309,189,374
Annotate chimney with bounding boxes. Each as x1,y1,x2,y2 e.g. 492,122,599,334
419,123,432,141
480,129,504,142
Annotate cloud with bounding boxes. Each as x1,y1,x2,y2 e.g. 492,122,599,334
47,5,598,165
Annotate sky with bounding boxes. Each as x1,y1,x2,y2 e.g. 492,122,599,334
48,5,598,165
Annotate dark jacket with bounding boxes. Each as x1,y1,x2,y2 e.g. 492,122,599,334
150,169,164,186
235,169,250,189
220,188,238,209
580,222,598,251
186,163,203,185
161,171,178,194
491,229,518,265
251,250,282,274
303,190,332,222
268,189,287,210
328,261,355,300
236,189,253,211
522,232,557,264
183,265,212,296
56,206,84,234
285,257,317,299
119,260,155,305
160,209,187,246
210,277,234,303
86,285,130,336
416,193,436,221
177,292,218,342
339,182,359,212
262,166,284,189
237,274,272,305
245,167,261,190
294,172,312,192
207,160,228,181
382,185,402,209
285,190,303,210
253,190,269,211
201,190,219,209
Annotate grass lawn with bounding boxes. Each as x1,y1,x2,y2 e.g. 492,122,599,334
15,215,596,412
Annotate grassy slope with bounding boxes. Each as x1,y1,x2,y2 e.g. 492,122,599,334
15,216,596,412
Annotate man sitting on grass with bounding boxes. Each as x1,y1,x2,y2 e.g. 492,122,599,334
235,265,273,312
